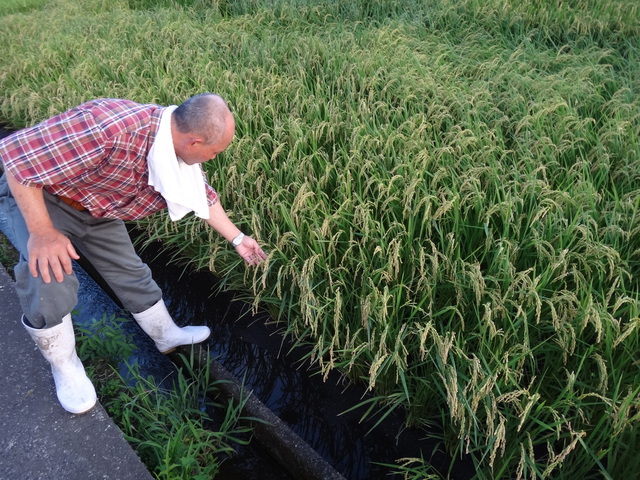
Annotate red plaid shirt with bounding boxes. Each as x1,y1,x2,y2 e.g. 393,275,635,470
0,98,217,220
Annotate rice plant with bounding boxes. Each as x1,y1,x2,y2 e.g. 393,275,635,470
1,0,639,478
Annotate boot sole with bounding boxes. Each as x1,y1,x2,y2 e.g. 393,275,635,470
61,399,98,415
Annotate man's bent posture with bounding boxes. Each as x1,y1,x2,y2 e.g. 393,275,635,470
0,94,266,413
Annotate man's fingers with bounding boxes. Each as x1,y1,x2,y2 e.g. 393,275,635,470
235,238,267,265
34,254,71,283
47,255,67,283
29,257,39,279
64,243,79,275
67,242,80,261
60,255,74,276
36,258,52,283
245,247,267,265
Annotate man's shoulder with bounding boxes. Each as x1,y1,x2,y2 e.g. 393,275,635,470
77,99,163,137
79,98,150,108
78,98,158,120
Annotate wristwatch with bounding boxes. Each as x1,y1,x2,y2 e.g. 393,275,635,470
231,232,245,247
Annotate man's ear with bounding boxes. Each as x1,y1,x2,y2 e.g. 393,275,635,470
188,137,205,148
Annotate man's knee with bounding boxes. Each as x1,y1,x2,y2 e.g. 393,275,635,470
14,261,79,328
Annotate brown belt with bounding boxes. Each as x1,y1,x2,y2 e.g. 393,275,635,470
58,195,86,211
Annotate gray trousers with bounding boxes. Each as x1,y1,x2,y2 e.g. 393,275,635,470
0,173,162,328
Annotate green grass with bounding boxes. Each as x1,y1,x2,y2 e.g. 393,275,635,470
76,314,256,480
0,232,19,278
0,0,46,15
1,0,639,478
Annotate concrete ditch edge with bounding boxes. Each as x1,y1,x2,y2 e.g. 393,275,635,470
0,262,154,480
173,346,347,480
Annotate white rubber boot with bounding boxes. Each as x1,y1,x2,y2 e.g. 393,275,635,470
22,314,97,415
132,299,211,353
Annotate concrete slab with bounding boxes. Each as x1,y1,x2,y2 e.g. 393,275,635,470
0,262,153,480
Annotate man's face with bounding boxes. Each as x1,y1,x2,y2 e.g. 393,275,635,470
178,118,235,165
180,140,228,165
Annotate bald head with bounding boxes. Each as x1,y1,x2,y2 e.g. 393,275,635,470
172,93,233,145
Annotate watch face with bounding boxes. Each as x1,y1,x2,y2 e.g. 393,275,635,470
233,233,244,246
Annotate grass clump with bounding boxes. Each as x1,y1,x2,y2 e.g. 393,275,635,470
0,0,48,16
0,232,19,278
1,0,639,478
76,314,255,480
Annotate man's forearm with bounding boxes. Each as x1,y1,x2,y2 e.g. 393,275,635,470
5,170,55,234
205,200,242,242
204,200,267,265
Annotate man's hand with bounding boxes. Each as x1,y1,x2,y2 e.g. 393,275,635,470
5,170,80,283
205,201,267,266
235,235,267,266
27,228,80,283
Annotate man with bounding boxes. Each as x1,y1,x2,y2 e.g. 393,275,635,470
0,93,267,414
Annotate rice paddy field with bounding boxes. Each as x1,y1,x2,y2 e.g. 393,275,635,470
1,0,639,478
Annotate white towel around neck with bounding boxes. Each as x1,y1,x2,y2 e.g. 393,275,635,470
147,105,210,221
